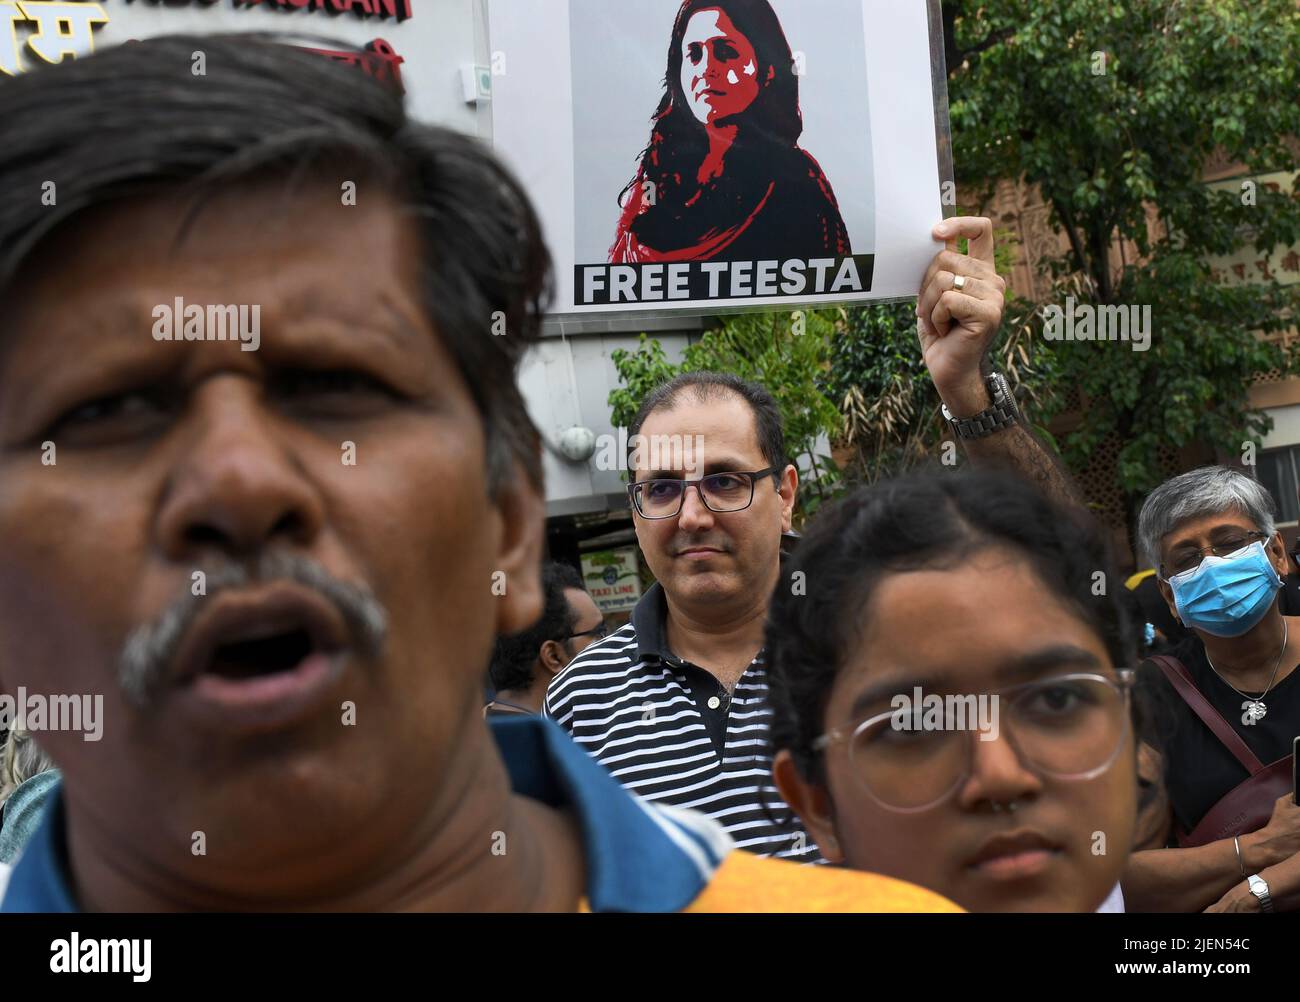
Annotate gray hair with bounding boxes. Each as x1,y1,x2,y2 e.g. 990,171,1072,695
0,728,55,806
1137,466,1278,571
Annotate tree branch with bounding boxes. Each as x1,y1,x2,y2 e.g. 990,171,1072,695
1055,199,1099,298
962,27,1016,62
1091,222,1115,303
942,3,1015,71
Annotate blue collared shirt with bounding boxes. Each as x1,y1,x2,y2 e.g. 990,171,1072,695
0,715,733,913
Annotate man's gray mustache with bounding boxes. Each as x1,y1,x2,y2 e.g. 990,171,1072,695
119,552,387,708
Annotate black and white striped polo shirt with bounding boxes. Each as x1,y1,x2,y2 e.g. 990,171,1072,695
544,582,821,863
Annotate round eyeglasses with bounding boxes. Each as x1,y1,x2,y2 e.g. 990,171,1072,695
1160,530,1269,579
628,467,778,519
811,671,1135,813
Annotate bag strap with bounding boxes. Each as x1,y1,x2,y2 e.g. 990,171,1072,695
1148,654,1266,775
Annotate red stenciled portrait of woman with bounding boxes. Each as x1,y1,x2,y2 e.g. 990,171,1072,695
610,0,851,264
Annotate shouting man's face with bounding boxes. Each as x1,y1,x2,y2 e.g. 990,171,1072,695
0,180,543,905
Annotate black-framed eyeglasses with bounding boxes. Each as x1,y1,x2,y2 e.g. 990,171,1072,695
567,622,608,642
810,670,1135,814
1161,530,1269,579
627,467,779,519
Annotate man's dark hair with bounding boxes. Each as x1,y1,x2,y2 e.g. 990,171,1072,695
765,470,1152,791
627,371,788,480
489,562,587,691
0,33,552,491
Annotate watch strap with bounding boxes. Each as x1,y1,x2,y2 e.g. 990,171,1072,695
943,373,1019,440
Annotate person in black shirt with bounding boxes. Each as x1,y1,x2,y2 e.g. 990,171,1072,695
1124,466,1300,912
485,563,605,717
1124,568,1188,656
1277,538,1300,615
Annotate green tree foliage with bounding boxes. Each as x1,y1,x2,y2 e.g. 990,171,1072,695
608,310,845,520
820,232,1056,486
822,302,937,484
943,0,1300,520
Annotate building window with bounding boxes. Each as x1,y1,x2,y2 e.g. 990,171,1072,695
1257,446,1300,524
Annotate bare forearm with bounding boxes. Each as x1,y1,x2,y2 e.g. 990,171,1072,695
1123,831,1279,913
934,370,1081,510
962,423,1082,510
1208,850,1300,913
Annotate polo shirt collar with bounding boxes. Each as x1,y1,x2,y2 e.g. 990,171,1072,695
1,716,731,913
631,581,673,665
630,555,790,667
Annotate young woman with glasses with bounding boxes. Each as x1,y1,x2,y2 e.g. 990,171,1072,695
765,470,1152,912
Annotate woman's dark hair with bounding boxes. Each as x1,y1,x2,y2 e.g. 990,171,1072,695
489,562,586,692
766,470,1154,791
618,0,801,242
0,33,551,493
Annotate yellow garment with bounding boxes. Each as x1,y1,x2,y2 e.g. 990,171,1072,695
1125,568,1157,590
580,849,963,913
683,849,963,913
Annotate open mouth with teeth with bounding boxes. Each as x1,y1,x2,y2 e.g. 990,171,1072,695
205,628,318,681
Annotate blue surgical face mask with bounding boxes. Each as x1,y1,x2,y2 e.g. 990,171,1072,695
1167,540,1282,638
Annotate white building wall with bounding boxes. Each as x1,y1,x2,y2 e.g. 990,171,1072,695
1262,404,1300,450
13,0,481,131
522,329,697,516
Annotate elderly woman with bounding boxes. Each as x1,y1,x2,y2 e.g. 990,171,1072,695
1123,466,1300,912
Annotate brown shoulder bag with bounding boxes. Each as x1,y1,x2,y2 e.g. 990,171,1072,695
1147,655,1293,847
